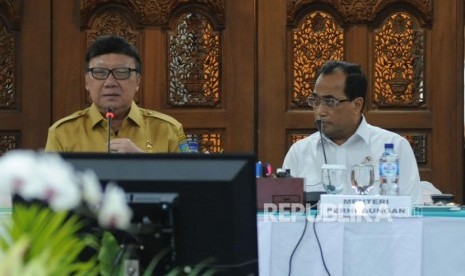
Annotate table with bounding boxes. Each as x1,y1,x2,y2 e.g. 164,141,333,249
257,209,465,276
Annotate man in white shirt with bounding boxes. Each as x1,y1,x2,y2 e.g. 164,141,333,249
283,60,422,205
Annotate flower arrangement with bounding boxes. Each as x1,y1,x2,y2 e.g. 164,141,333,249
0,150,132,275
0,150,222,276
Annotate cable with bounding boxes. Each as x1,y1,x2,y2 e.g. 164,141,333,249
287,203,316,276
287,202,331,276
312,205,331,276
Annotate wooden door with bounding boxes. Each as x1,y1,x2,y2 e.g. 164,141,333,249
258,0,464,201
0,0,51,152
52,0,256,154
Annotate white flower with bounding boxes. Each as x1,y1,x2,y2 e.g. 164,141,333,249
0,150,38,196
0,151,81,211
31,153,81,211
0,150,133,228
77,169,103,209
98,183,132,230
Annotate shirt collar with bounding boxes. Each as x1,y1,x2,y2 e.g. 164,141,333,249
89,101,143,128
126,101,143,127
353,115,370,146
89,103,105,128
314,115,370,151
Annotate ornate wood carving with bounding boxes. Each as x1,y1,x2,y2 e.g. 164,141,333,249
290,11,344,108
404,134,426,163
80,0,225,28
0,24,16,109
86,11,140,47
0,1,20,109
167,13,221,107
186,130,224,153
0,0,21,30
287,0,433,26
373,12,425,108
0,132,19,154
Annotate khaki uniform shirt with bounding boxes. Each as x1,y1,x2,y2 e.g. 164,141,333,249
45,102,187,153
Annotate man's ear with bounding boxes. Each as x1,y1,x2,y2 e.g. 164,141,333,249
84,74,89,91
135,74,141,92
354,97,364,112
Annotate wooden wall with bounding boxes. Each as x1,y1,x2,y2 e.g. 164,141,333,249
0,0,464,201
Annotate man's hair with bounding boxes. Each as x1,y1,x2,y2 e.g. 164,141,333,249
317,60,367,102
85,35,141,72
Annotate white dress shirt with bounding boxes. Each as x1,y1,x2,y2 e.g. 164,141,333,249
283,116,422,205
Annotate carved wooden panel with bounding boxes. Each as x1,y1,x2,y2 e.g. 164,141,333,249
167,12,221,107
80,0,225,28
0,24,16,109
289,132,310,146
287,0,433,26
290,11,344,108
373,12,425,108
0,132,20,153
0,0,21,30
404,134,427,164
0,0,20,110
186,129,224,153
85,11,140,47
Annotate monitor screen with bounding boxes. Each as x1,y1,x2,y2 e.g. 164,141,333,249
61,153,258,275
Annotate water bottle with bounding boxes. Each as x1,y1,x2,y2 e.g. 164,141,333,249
186,136,199,153
379,143,399,196
187,140,199,153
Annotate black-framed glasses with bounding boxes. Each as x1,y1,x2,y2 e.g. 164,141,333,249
307,96,351,108
87,67,139,80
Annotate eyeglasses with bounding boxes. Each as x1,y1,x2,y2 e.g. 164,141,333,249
87,67,139,80
307,96,351,108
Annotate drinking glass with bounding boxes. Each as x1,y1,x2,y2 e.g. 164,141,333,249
351,164,375,195
321,164,346,194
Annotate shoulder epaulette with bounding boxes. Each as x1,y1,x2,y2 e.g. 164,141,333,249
49,109,89,129
140,108,182,127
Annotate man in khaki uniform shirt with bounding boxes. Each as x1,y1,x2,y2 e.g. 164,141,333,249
45,35,188,153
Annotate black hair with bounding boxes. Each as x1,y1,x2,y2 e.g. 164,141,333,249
85,35,141,72
317,60,367,103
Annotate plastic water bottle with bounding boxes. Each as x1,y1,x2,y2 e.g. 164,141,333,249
379,143,399,196
187,140,199,153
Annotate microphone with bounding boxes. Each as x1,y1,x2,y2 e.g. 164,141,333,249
105,107,114,153
316,117,334,192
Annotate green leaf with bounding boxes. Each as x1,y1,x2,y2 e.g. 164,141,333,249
1,203,98,275
142,247,172,276
98,231,123,276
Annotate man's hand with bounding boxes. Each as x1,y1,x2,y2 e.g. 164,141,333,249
108,138,144,153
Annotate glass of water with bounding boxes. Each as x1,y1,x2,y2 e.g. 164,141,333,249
321,164,346,194
351,164,375,195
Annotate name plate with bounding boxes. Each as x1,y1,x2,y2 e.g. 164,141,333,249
318,194,412,219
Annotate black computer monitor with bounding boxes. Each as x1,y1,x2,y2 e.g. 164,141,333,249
61,153,258,276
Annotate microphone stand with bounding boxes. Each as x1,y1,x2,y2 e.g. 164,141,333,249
105,107,114,153
316,119,328,165
316,118,335,192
